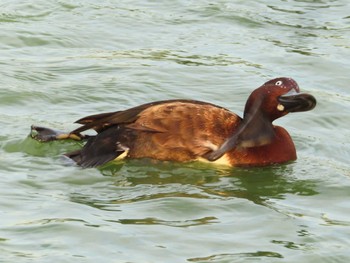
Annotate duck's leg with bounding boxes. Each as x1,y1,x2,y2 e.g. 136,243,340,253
30,125,87,142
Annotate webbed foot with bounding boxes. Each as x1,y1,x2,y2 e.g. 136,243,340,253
30,125,83,142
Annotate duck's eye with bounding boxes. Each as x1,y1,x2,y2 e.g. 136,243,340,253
275,80,283,86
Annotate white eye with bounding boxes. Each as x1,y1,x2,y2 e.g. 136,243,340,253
275,80,283,86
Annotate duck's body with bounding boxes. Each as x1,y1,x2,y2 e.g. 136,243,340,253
31,77,316,168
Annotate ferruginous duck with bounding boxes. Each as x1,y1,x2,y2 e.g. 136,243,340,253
30,77,316,168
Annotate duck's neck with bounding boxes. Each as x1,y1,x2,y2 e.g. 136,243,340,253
204,111,275,161
238,110,275,148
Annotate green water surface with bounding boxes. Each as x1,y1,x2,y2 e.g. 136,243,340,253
1,1,350,262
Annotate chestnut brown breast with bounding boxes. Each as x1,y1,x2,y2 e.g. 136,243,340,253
225,126,296,166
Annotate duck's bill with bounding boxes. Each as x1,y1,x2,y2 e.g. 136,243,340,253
278,91,316,112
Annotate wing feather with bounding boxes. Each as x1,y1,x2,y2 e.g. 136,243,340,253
71,99,228,134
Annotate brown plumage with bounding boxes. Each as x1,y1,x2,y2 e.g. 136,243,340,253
65,100,240,167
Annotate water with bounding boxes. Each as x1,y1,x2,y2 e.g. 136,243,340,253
1,0,349,262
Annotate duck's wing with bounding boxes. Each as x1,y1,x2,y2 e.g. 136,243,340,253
121,100,241,160
72,107,145,134
71,99,229,134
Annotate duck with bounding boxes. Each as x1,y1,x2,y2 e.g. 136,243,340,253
30,77,316,168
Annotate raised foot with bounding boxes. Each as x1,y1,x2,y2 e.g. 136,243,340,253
30,125,82,142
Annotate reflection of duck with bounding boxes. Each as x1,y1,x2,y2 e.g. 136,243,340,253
31,77,316,168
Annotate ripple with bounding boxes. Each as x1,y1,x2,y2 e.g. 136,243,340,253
188,251,283,262
79,49,262,68
321,214,350,227
114,216,218,227
268,5,305,14
19,217,87,226
0,3,53,22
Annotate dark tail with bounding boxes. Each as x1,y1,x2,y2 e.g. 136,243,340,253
31,125,127,168
64,126,127,168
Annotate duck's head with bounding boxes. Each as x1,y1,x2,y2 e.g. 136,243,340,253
244,77,316,122
205,77,316,161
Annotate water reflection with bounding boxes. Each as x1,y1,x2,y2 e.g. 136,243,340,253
68,160,319,214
